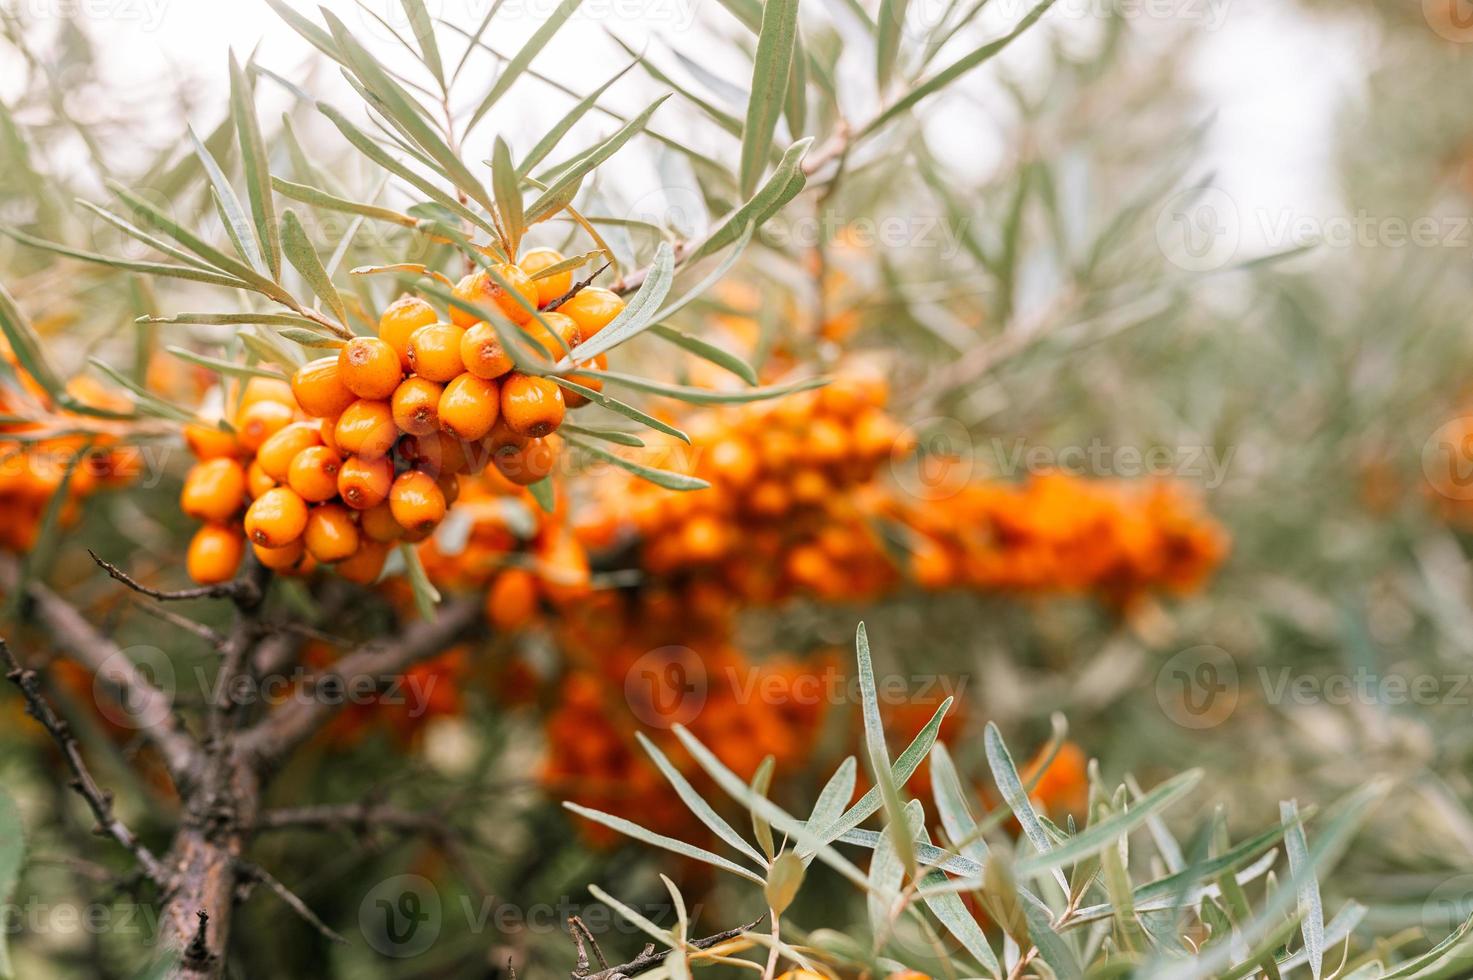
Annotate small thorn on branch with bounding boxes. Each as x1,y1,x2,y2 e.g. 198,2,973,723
183,909,215,969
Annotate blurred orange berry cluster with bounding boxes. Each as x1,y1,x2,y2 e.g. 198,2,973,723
177,248,624,586
0,367,136,551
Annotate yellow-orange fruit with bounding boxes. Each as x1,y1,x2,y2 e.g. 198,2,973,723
246,459,276,499
359,501,404,542
256,422,323,482
436,472,460,507
290,356,357,419
252,538,307,572
707,436,759,487
438,374,500,441
337,337,402,400
318,415,342,455
406,324,467,382
244,486,309,548
459,322,514,380
336,539,389,584
181,458,247,523
337,455,393,510
491,435,558,486
450,264,539,327
334,400,397,459
303,503,360,563
500,374,565,438
238,377,295,412
389,470,446,535
234,398,294,453
184,423,238,460
518,247,572,307
557,287,623,337
187,524,244,584
562,351,607,408
537,526,590,604
377,294,437,370
287,445,343,503
391,377,443,436
523,311,582,359
484,417,529,452
485,568,538,630
400,431,469,476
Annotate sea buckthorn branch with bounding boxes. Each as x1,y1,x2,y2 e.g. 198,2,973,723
88,548,259,604
0,636,169,883
567,914,766,980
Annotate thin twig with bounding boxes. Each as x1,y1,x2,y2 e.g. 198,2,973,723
235,860,348,944
89,550,255,604
1,637,167,883
130,600,225,646
571,916,766,980
544,262,611,312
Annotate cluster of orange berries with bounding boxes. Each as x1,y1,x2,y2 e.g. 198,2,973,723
178,248,626,585
885,471,1230,606
579,367,909,604
0,371,136,551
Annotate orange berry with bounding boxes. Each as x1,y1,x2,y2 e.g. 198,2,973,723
436,472,460,507
303,503,360,563
486,568,539,630
244,486,309,548
707,436,758,487
389,470,446,535
562,351,606,409
359,501,404,542
400,431,469,476
334,400,397,459
406,324,466,382
187,524,244,584
246,459,277,499
500,374,565,438
290,356,357,419
256,422,323,482
184,423,238,460
459,322,514,380
336,539,389,584
491,435,558,486
518,247,573,307
337,337,403,400
234,398,294,453
238,377,295,412
391,377,443,436
557,287,623,337
438,374,500,441
181,458,247,522
318,415,342,455
377,294,437,370
483,417,529,452
523,311,582,360
287,445,343,503
337,455,393,510
537,526,590,604
252,538,307,572
450,264,539,327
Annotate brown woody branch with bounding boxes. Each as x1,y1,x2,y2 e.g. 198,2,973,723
568,915,765,980
89,550,262,605
1,636,167,883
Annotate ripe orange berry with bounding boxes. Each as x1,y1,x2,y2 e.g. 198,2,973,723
181,458,247,522
707,436,759,487
391,377,443,436
244,486,309,548
252,538,307,572
303,503,360,563
238,377,295,412
378,294,437,370
290,356,357,419
523,311,582,360
336,539,389,584
389,470,446,535
485,568,539,630
334,400,397,459
438,374,500,441
246,459,276,499
484,417,529,452
436,472,460,507
400,431,469,476
518,247,573,307
459,322,514,380
337,455,393,510
337,337,402,400
187,524,244,584
558,287,623,337
491,435,558,485
450,264,539,327
500,374,565,438
256,422,323,482
406,323,466,382
287,445,343,503
318,415,342,455
234,398,294,453
184,423,238,460
562,351,607,409
359,501,404,542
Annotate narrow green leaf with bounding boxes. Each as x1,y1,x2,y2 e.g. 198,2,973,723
807,756,856,839
560,423,644,448
649,324,758,385
467,0,585,132
271,176,418,228
165,347,287,381
565,803,764,883
739,0,801,197
0,226,251,290
876,0,911,90
0,280,63,396
691,137,812,263
869,799,923,943
492,137,524,254
585,884,678,947
750,755,777,860
564,435,709,491
88,359,201,423
400,0,445,86
765,851,805,914
590,370,827,405
1280,800,1323,980
279,209,348,328
930,743,989,867
634,732,767,868
525,96,670,225
520,59,637,175
230,54,282,279
400,543,441,618
549,378,690,442
526,476,555,513
559,241,674,364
